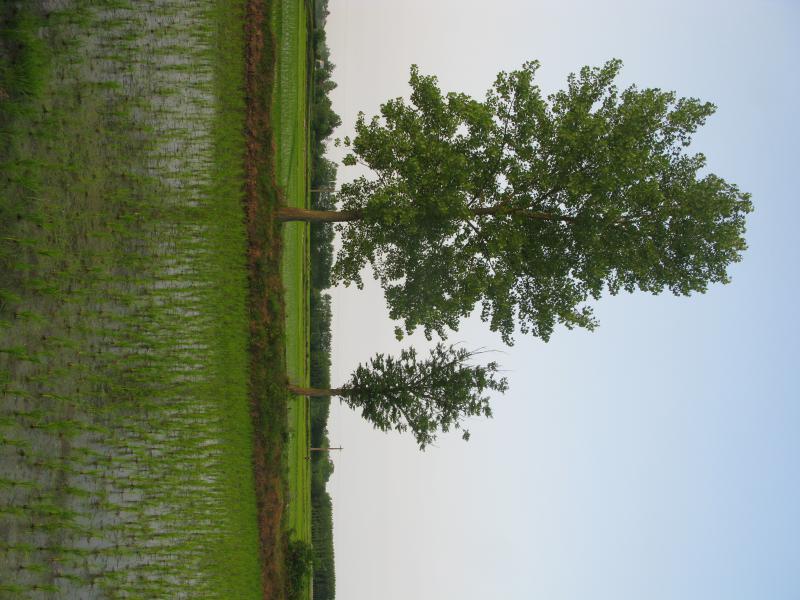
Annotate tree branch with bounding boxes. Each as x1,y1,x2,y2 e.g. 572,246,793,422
288,384,347,397
470,205,576,223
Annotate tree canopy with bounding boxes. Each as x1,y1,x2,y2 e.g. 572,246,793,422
289,343,507,450
283,59,752,344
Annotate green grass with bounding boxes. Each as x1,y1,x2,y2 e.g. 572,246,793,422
273,0,313,592
0,6,47,110
201,2,263,595
0,2,261,597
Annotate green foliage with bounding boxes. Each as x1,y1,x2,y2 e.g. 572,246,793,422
310,0,341,149
310,291,332,391
0,5,47,108
334,60,753,344
310,490,335,599
310,159,337,290
286,539,316,600
308,4,338,598
309,0,339,293
342,343,507,449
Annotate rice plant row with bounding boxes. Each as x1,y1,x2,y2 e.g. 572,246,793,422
1,1,262,597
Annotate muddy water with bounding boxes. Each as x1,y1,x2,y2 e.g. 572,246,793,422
0,2,258,597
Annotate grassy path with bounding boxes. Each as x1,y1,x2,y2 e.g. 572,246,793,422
273,0,313,554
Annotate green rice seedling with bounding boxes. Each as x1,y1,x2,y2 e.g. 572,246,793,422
0,0,264,595
0,584,26,596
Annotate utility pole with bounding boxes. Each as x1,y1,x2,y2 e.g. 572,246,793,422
306,446,342,460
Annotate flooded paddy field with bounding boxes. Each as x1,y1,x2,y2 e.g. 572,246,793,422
0,1,262,597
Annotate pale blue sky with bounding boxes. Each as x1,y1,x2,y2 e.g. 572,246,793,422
324,1,799,598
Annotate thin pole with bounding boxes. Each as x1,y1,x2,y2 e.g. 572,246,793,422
306,446,343,460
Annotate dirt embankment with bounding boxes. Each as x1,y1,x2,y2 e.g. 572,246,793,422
244,1,289,598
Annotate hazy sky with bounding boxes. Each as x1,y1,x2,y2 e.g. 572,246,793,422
323,1,799,598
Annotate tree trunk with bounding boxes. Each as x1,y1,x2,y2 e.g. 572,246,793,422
287,384,347,397
276,204,575,224
277,206,362,223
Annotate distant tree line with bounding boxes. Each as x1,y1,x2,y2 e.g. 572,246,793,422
309,0,340,295
309,1,339,598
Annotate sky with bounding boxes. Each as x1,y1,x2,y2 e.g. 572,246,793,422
322,1,800,598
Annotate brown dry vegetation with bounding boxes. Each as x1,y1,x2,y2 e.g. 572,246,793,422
244,0,289,597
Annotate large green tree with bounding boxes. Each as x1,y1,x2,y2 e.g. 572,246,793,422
279,60,752,344
288,343,507,450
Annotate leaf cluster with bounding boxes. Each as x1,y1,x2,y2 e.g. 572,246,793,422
307,7,339,597
342,343,508,449
333,60,752,344
285,539,315,600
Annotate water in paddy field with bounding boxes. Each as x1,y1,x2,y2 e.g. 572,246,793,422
1,1,257,598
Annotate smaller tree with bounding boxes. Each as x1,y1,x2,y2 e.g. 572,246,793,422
288,343,507,449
